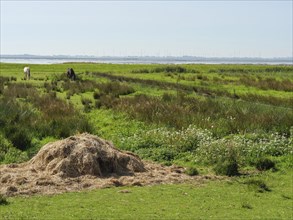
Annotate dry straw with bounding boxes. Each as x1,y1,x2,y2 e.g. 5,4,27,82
0,133,218,196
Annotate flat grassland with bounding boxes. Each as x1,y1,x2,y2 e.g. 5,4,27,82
0,63,292,219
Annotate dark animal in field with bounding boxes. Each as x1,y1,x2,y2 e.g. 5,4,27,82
67,68,76,80
23,67,30,80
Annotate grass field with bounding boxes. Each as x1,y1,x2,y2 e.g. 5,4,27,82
0,62,292,219
1,170,292,219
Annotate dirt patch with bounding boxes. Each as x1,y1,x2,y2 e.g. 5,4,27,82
0,133,220,196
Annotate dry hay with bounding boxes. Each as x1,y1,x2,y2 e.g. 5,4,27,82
29,133,145,178
0,133,220,197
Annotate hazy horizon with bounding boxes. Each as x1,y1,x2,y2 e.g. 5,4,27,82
1,1,292,58
1,54,292,59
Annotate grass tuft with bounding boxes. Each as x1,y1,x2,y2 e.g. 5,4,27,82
244,179,271,193
255,158,276,171
0,194,8,205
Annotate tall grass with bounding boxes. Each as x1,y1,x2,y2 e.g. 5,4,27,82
131,65,188,73
240,76,293,92
97,81,135,97
0,83,92,153
94,72,292,107
96,93,292,135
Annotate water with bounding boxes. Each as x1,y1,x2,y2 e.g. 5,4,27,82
1,56,292,65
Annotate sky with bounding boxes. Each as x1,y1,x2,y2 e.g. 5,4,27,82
0,0,292,57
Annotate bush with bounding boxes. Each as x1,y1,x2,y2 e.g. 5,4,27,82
81,97,93,112
214,159,239,176
93,91,102,99
99,94,118,109
2,147,29,164
185,167,199,176
134,147,176,165
0,133,12,162
255,158,276,171
0,132,29,163
81,98,92,105
151,147,177,162
5,127,32,150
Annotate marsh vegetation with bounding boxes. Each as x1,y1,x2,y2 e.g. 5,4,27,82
0,63,292,218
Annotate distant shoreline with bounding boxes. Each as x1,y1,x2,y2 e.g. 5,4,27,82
1,55,292,65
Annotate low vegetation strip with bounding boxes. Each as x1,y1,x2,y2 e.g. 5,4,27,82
93,72,293,108
93,71,195,92
94,91,293,135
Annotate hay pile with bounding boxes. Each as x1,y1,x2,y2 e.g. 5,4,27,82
29,133,145,177
0,133,218,196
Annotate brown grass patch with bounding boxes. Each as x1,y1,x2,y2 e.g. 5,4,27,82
0,133,218,197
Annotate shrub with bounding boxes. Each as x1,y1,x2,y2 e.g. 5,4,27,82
255,158,276,171
5,127,32,150
134,147,176,165
99,94,118,109
197,75,208,81
95,100,102,108
214,159,239,176
151,147,177,162
82,98,93,112
185,167,199,176
64,88,75,98
0,132,29,163
0,133,12,159
212,141,240,176
2,147,29,164
81,97,92,106
0,194,8,205
0,99,39,151
93,91,102,99
161,93,173,102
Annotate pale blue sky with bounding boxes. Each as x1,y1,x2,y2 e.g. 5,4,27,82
1,1,292,57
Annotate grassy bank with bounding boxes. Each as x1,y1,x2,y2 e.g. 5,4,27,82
1,170,292,219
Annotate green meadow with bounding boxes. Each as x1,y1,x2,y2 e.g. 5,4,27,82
0,62,292,219
1,170,292,219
